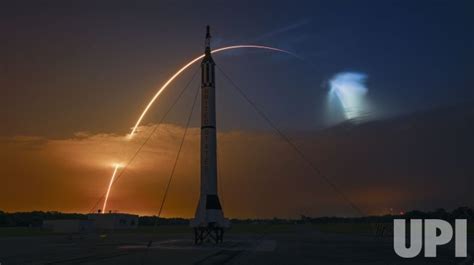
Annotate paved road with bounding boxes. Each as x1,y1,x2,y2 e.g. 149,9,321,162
0,226,472,265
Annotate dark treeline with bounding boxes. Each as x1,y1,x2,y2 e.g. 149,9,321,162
0,211,188,227
300,207,474,224
1,207,472,227
0,211,86,227
138,216,188,226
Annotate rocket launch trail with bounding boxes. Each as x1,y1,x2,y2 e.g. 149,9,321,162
93,32,300,217
94,44,297,216
128,45,297,138
102,164,121,214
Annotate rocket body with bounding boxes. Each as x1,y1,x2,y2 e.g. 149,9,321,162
191,26,228,228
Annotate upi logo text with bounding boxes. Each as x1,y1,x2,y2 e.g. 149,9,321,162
393,219,467,258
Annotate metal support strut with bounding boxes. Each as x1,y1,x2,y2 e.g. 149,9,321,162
194,224,224,244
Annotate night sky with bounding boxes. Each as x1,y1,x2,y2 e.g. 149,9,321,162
1,0,473,217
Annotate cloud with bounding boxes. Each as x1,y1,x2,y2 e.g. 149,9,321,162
0,109,472,217
215,19,310,59
253,18,312,42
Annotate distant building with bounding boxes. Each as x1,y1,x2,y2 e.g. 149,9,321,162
43,219,94,233
87,213,138,230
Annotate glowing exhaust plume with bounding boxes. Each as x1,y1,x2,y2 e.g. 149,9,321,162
102,163,122,213
328,72,369,120
129,45,296,137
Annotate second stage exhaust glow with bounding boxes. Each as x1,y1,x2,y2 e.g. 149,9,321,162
328,72,369,121
128,45,297,138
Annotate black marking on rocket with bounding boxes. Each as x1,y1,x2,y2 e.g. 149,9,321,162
205,195,222,210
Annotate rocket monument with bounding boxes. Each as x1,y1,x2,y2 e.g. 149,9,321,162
190,26,229,244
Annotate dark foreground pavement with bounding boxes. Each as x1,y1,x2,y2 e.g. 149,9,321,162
0,225,472,265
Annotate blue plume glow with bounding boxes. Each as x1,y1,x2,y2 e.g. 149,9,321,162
329,72,369,120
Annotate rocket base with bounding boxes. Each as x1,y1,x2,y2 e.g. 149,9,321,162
190,195,230,244
193,225,225,244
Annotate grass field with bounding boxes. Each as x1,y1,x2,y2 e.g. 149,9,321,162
313,223,378,235
0,224,298,237
1,222,472,237
124,223,297,235
314,222,474,236
0,227,54,237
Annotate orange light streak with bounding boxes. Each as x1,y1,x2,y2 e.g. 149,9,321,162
128,45,295,137
102,164,121,213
